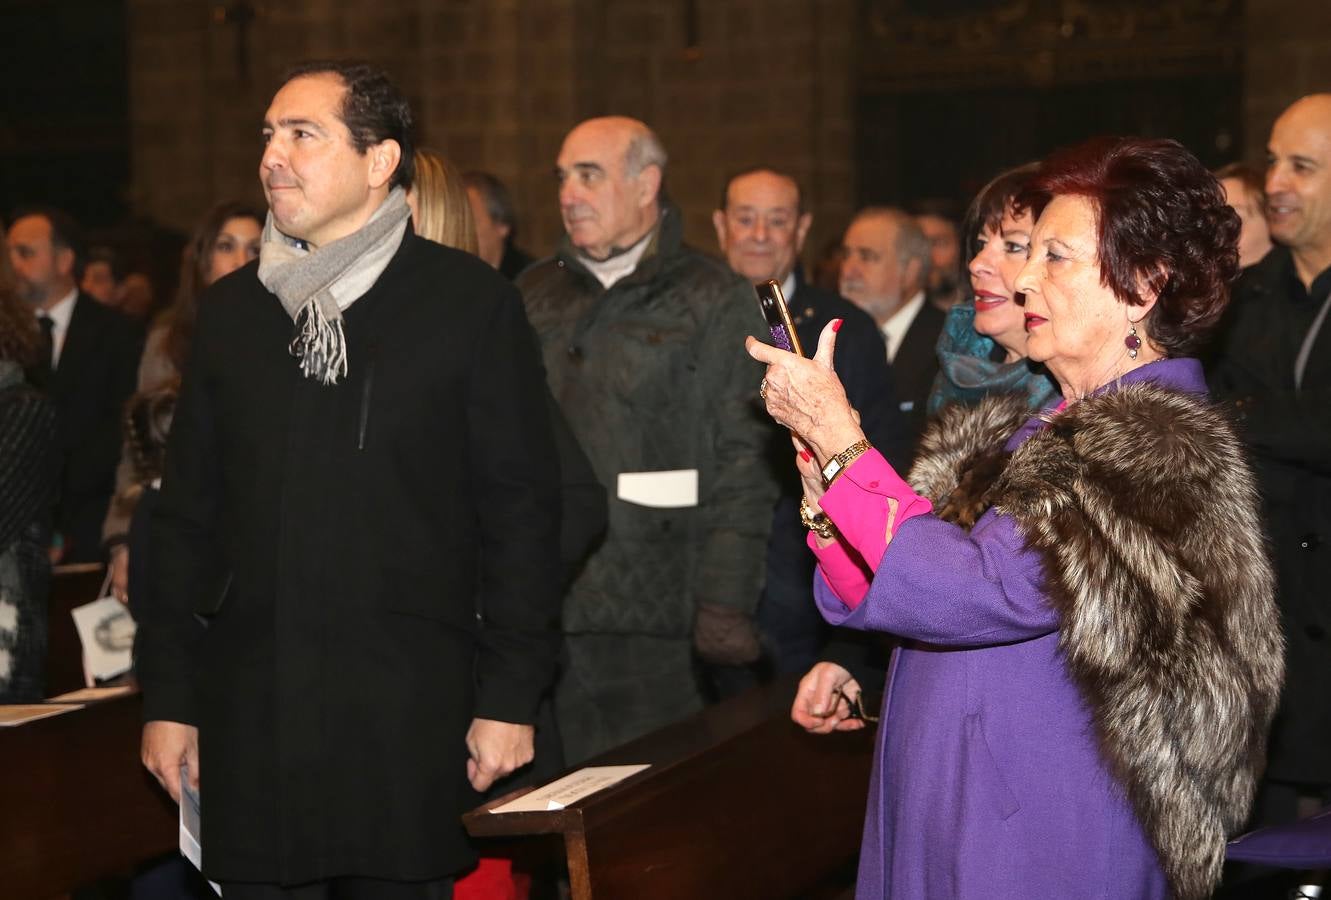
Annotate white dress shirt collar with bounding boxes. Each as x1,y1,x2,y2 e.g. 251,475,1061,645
579,229,654,289
879,290,926,363
39,287,78,368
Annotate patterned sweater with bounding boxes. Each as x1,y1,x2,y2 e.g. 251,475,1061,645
0,360,59,700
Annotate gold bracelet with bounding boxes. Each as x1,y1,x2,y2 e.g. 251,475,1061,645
800,498,837,540
820,438,872,486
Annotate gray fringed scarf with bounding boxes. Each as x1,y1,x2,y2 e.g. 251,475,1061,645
257,187,412,385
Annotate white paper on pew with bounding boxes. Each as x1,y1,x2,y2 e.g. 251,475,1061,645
489,764,651,814
179,764,222,895
70,596,136,686
616,469,698,508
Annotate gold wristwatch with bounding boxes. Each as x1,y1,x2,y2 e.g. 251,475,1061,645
800,498,837,540
820,438,872,486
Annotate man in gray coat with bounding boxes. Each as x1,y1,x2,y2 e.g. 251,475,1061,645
520,117,776,763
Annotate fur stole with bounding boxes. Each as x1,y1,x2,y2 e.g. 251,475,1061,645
908,386,1284,900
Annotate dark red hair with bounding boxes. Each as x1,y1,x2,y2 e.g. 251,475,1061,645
1017,137,1240,357
962,161,1040,263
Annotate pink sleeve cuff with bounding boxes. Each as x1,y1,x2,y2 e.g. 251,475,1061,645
808,448,933,609
808,528,873,605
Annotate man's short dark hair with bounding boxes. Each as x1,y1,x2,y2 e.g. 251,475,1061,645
718,166,805,215
11,205,87,279
283,60,415,190
86,245,127,283
463,171,517,233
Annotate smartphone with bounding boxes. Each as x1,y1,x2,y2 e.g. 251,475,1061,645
755,279,805,357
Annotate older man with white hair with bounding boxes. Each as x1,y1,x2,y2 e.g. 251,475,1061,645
838,206,944,453
520,117,776,763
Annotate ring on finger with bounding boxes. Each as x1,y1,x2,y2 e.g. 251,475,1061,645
759,377,769,401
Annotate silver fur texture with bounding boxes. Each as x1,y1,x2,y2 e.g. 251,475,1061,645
910,387,1284,900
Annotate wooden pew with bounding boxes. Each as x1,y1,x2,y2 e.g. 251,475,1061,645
0,692,176,898
464,677,874,900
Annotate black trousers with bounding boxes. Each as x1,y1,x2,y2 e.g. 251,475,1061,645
219,876,453,900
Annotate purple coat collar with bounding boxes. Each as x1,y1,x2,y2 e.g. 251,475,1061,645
1008,357,1207,450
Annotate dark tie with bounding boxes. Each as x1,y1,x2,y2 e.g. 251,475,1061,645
33,314,55,389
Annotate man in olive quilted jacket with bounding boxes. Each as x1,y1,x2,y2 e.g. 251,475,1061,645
519,117,777,763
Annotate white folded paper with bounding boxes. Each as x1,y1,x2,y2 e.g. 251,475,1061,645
616,469,698,508
489,764,651,814
180,764,222,895
70,597,136,686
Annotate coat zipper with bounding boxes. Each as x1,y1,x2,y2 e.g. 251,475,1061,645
358,349,376,450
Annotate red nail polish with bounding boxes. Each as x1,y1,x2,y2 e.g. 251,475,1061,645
832,318,843,333
799,449,812,462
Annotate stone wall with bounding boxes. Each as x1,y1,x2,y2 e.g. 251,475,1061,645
127,0,858,262
126,0,1331,260
1243,0,1331,159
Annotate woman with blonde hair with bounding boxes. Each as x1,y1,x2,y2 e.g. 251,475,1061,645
408,148,479,254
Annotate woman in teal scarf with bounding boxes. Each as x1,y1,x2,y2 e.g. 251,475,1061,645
929,163,1059,414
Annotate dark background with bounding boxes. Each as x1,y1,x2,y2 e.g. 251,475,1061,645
0,0,1251,231
1,0,130,228
860,74,1243,213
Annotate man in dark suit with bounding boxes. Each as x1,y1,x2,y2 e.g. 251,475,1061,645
912,198,966,311
1210,94,1331,855
136,61,562,898
838,206,945,455
463,171,534,281
712,167,908,682
7,208,142,563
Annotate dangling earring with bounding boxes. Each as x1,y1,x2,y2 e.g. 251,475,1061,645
1125,325,1141,360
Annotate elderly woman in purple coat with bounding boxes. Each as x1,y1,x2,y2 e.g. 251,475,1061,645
748,137,1285,899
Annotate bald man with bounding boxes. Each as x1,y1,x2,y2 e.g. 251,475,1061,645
519,118,777,762
1210,93,1331,830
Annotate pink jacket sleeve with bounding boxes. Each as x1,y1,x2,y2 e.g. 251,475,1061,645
806,449,933,608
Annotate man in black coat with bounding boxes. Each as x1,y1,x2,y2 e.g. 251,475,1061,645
137,62,562,898
8,208,142,563
837,206,946,456
711,167,908,681
1210,93,1331,831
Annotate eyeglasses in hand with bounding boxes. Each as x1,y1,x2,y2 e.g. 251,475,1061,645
832,684,879,724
